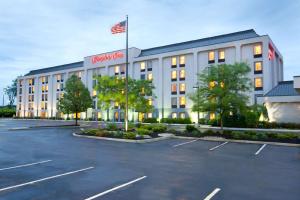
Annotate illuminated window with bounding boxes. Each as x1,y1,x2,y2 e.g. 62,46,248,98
141,87,145,95
114,102,119,109
179,56,185,66
254,61,263,74
254,44,262,57
179,112,186,119
92,90,97,97
147,61,152,71
179,70,185,80
41,102,45,110
172,112,177,119
45,85,48,92
121,66,125,74
171,57,177,67
209,81,215,88
97,112,102,119
140,62,146,72
208,51,215,63
29,79,34,86
210,113,215,120
42,85,45,93
114,66,120,75
171,83,177,94
179,83,185,94
32,87,35,94
147,73,153,81
77,71,82,79
121,89,125,94
148,98,153,106
179,96,186,108
56,74,61,82
254,77,263,90
220,82,224,88
147,113,153,118
171,97,177,108
171,71,177,81
218,50,225,62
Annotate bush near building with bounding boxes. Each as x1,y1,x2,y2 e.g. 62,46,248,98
0,107,16,118
160,118,192,124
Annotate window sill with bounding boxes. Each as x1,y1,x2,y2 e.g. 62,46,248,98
171,106,177,109
254,54,262,58
208,60,215,64
171,79,177,82
171,65,177,68
171,92,177,95
255,87,263,91
180,105,186,108
179,91,185,94
254,71,263,74
218,59,225,63
179,64,185,67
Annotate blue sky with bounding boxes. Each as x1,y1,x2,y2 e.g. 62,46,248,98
1,0,300,105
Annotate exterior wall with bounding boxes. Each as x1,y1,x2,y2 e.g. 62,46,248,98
265,102,300,123
16,35,284,123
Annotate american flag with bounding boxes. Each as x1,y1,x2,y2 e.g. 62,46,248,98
111,20,126,34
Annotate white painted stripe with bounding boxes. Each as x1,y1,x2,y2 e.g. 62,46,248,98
255,144,267,155
0,166,94,192
204,188,221,200
84,176,147,200
0,160,52,171
209,142,228,151
173,139,199,147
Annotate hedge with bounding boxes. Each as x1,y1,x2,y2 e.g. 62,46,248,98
0,107,15,117
160,118,192,124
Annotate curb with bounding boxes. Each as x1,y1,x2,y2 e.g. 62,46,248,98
173,135,300,147
72,133,172,143
8,125,81,131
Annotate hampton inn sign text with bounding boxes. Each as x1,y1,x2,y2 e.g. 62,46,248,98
91,51,124,64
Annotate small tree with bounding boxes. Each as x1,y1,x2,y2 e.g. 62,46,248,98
58,75,92,126
4,78,17,107
189,63,251,131
95,75,155,121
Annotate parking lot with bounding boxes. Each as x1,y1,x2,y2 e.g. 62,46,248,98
0,119,299,200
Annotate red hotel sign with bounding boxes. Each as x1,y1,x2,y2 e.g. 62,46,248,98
91,51,124,64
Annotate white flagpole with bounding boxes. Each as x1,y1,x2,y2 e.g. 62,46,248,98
125,15,129,132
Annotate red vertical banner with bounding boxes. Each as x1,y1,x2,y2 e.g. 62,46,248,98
268,43,275,60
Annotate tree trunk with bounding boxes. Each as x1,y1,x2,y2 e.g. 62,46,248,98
75,111,78,126
107,109,109,121
220,114,224,134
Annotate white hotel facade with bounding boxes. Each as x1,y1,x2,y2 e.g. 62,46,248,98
16,29,283,122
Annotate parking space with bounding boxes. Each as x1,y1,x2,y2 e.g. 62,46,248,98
0,119,299,200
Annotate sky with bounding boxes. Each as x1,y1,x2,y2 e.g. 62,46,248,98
1,0,300,105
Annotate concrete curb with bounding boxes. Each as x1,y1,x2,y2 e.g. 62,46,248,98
72,132,172,143
174,135,300,147
8,125,81,131
8,127,30,131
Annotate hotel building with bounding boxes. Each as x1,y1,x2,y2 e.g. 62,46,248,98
16,29,283,122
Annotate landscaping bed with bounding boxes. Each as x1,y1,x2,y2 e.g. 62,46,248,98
170,125,300,144
79,123,167,140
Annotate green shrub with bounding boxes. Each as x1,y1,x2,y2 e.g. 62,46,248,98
82,129,98,136
185,125,197,132
107,123,118,131
123,132,136,139
190,130,204,137
136,128,152,136
168,128,182,135
143,118,158,123
199,118,207,124
0,107,16,117
135,123,142,128
112,131,123,138
152,125,167,133
160,118,192,124
203,129,216,136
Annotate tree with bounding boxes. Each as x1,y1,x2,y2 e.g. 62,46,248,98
4,78,17,107
189,63,251,131
95,75,155,121
58,75,92,126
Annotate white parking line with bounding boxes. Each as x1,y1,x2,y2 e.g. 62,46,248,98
204,188,221,200
0,160,52,171
84,176,147,200
255,144,267,155
173,139,199,147
0,166,94,192
209,142,228,151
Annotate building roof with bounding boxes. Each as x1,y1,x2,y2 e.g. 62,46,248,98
264,81,300,97
139,29,260,57
25,61,84,76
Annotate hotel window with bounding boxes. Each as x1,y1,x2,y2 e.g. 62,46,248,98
140,74,145,80
209,113,216,120
41,76,48,84
208,51,215,64
147,60,152,71
42,94,45,101
179,112,186,119
114,102,119,109
76,71,82,79
56,83,60,91
56,74,61,82
254,44,262,58
29,79,34,86
171,71,177,81
254,77,263,90
179,56,185,67
19,80,23,87
19,96,22,102
209,81,216,89
18,104,22,110
141,87,145,96
171,83,177,95
92,100,96,109
179,69,185,81
92,90,97,97
56,93,59,100
171,57,177,68
121,66,125,75
254,61,263,74
147,113,153,118
171,97,177,108
179,83,185,94
148,98,153,106
140,62,146,72
179,96,186,108
19,88,22,95
218,50,225,62
114,66,120,75
171,112,177,119
147,73,153,81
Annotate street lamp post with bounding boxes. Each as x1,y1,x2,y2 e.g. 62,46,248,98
193,84,200,126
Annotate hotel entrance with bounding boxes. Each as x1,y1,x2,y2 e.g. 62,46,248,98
114,111,125,122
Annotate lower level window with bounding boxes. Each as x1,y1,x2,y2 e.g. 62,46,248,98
179,112,185,119
172,112,177,119
254,77,263,90
209,113,215,120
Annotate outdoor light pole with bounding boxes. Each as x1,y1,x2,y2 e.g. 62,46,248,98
193,84,200,126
